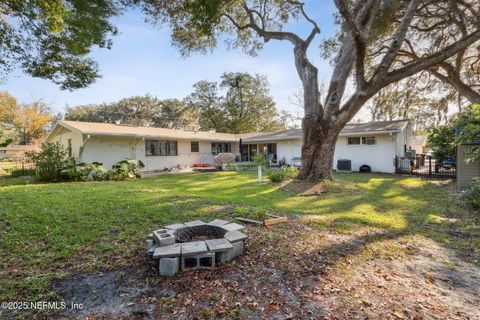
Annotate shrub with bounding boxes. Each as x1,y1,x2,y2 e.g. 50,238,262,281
234,207,268,221
252,154,268,166
224,162,258,171
265,166,299,183
460,177,480,209
27,142,70,182
282,165,299,179
107,159,145,180
265,168,286,183
76,162,107,181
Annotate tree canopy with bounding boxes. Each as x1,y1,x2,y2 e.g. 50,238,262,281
186,72,291,133
65,95,199,129
427,104,480,162
65,72,293,133
0,0,119,89
0,92,53,145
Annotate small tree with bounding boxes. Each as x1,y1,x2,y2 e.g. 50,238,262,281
427,124,456,162
427,104,480,162
27,143,70,182
456,104,480,162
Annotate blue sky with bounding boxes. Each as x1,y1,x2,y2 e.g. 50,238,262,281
1,1,347,118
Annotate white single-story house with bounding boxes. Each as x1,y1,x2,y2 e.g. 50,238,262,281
241,119,413,173
45,119,414,173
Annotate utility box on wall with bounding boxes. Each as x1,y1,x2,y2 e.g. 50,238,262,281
337,159,352,171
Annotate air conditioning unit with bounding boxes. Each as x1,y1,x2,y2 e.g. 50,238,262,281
337,159,351,171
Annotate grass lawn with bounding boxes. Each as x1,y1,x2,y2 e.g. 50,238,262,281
0,172,479,317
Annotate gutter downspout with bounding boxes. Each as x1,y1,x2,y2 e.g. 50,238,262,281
78,134,91,163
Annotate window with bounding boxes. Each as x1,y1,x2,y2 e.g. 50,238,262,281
67,139,72,157
211,142,231,155
145,140,177,156
191,141,199,152
145,140,158,156
347,137,361,145
348,137,376,145
362,137,376,145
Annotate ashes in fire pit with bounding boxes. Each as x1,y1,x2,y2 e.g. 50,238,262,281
147,220,247,276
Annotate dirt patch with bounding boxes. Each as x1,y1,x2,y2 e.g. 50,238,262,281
6,221,479,319
50,268,176,319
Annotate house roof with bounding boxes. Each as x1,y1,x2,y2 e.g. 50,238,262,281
243,120,410,142
49,121,247,142
47,119,410,144
0,144,40,152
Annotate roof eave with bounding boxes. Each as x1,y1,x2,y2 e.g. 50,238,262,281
82,132,238,142
339,129,401,136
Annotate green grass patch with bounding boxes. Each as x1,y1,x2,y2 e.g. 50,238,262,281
0,172,478,300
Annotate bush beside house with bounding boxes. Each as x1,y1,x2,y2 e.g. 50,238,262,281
27,142,144,182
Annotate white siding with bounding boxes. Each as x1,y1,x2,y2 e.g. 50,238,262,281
275,134,397,173
276,139,302,164
334,135,395,173
81,136,137,169
45,127,83,160
81,137,239,171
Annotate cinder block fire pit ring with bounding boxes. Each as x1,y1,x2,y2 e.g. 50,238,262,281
147,219,248,276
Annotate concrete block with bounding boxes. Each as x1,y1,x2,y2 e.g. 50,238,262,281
153,243,181,259
224,230,248,243
181,240,208,256
153,230,175,246
181,252,215,270
184,220,206,227
148,244,158,258
206,238,233,252
159,257,179,276
164,223,186,230
218,241,244,263
207,219,230,226
146,239,154,253
221,223,245,232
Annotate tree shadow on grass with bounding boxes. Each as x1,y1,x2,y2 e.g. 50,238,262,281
276,173,480,267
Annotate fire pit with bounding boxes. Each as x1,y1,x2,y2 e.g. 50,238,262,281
147,220,247,276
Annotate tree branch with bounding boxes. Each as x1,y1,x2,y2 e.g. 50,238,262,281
334,0,364,43
242,3,304,47
385,30,480,86
371,0,421,82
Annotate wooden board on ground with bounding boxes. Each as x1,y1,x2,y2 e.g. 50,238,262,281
263,216,288,226
236,215,288,227
236,217,263,225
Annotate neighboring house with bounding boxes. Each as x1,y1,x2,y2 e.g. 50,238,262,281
456,142,480,191
0,144,41,158
45,119,414,173
411,135,429,155
242,119,414,173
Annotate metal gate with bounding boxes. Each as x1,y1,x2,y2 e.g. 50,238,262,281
394,155,456,179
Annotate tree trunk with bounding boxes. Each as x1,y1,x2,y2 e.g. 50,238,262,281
298,119,340,180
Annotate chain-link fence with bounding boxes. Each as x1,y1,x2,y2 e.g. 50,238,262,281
0,158,36,178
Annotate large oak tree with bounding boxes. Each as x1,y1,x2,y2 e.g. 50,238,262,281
137,0,480,180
